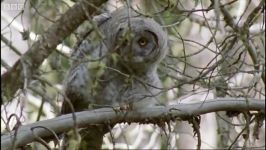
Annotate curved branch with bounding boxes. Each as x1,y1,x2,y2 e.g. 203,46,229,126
1,0,107,103
1,98,264,150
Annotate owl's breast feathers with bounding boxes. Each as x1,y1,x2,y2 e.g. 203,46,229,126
94,69,162,109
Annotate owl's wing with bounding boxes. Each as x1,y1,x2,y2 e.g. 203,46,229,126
61,12,111,114
61,39,107,114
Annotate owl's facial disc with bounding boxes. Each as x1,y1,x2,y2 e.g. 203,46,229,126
116,29,159,63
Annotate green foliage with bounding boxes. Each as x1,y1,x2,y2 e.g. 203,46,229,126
65,130,81,150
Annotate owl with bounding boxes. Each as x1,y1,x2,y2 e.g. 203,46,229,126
61,7,168,149
61,7,168,113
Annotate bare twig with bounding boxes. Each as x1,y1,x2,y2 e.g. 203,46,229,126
1,34,22,56
220,0,265,84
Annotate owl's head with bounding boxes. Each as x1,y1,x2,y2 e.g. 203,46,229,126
103,8,168,72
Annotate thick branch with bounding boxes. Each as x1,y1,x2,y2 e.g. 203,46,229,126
1,98,264,150
1,0,107,103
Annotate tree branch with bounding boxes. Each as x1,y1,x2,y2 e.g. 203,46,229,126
220,0,265,84
1,0,107,103
1,98,264,150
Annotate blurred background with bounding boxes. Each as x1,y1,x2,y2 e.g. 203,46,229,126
1,0,265,149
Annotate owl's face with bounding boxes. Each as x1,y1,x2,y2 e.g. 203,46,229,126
103,9,168,72
116,28,159,64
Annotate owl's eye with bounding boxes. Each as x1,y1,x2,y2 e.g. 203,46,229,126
137,37,148,47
